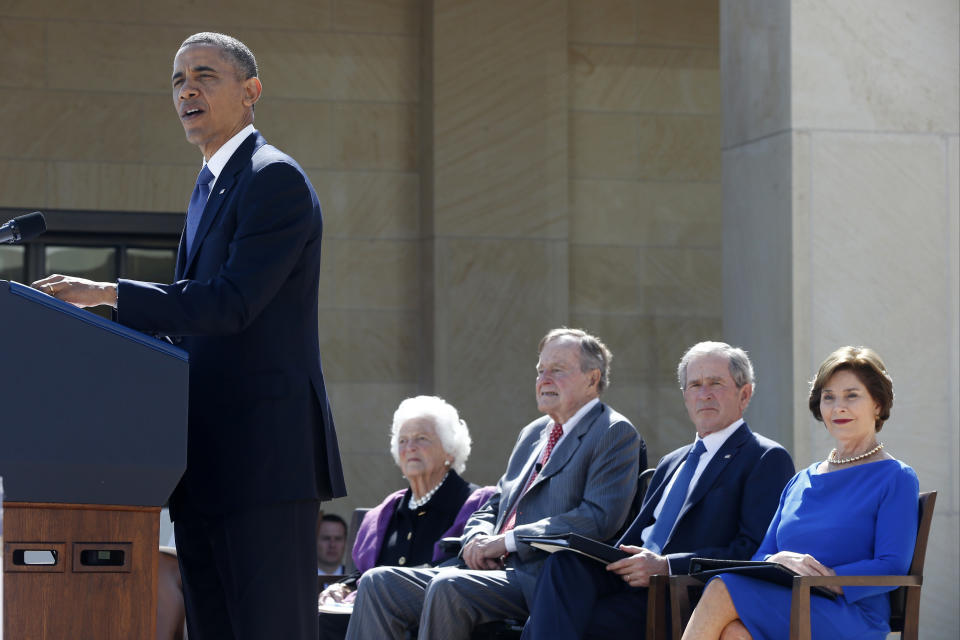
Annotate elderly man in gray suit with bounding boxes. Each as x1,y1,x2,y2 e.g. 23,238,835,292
345,328,646,640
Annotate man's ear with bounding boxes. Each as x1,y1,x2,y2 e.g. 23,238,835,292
243,77,262,107
590,369,601,391
739,383,753,410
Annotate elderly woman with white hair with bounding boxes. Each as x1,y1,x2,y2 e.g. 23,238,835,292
318,396,494,639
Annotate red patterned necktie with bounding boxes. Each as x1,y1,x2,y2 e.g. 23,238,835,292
500,422,564,534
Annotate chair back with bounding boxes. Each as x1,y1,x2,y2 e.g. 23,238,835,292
614,466,657,540
888,490,936,633
632,467,656,516
343,507,370,574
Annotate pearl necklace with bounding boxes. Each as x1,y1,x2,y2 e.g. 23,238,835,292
828,442,884,464
408,471,449,509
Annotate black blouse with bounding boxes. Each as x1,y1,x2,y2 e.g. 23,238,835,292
375,470,475,568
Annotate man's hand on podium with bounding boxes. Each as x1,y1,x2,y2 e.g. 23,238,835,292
32,274,118,309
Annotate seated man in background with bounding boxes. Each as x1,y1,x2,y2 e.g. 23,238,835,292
345,327,646,640
317,514,348,583
521,341,795,639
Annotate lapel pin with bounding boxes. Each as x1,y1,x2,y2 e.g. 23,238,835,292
724,454,732,459
219,188,226,195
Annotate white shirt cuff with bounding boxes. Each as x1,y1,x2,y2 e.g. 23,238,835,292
504,530,517,553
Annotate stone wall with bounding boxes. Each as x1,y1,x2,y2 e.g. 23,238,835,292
722,1,959,636
3,4,955,635
567,0,723,461
0,0,725,518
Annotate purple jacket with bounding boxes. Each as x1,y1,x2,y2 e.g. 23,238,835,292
352,483,495,573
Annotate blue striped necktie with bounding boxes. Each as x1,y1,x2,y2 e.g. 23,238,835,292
643,439,707,554
185,165,214,255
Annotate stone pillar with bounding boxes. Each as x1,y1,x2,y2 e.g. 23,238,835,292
421,0,569,483
721,1,959,636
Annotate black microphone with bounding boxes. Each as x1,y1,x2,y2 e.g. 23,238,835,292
535,463,543,473
0,212,46,244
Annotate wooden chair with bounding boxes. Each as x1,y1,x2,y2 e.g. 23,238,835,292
627,467,657,533
666,573,703,640
645,573,672,640
789,490,935,640
665,490,937,640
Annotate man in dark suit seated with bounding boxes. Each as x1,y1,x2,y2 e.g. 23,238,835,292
318,513,349,584
345,328,647,640
33,32,344,639
521,341,795,640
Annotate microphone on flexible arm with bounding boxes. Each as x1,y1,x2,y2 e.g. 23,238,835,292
0,211,47,244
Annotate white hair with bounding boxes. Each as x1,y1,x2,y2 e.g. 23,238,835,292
390,396,472,474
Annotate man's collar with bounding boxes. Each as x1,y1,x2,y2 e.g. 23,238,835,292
695,418,744,454
202,124,256,180
555,397,600,436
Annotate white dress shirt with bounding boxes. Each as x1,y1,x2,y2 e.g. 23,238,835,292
198,124,257,194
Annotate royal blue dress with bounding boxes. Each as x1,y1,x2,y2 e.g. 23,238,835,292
717,459,919,640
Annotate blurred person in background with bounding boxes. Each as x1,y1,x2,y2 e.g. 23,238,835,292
318,514,348,580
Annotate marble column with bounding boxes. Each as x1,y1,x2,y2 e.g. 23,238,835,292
721,1,959,636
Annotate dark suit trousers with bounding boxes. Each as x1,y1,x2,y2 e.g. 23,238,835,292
175,500,320,640
317,611,350,640
521,551,648,640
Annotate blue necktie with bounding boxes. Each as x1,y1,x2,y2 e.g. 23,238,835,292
185,165,214,256
643,439,707,554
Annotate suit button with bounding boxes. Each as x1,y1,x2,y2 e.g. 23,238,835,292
398,556,406,565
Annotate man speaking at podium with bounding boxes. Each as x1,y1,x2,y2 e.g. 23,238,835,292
33,32,345,639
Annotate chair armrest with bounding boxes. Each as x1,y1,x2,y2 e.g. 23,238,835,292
437,536,463,555
790,575,921,640
668,575,703,640
646,574,669,640
794,575,920,588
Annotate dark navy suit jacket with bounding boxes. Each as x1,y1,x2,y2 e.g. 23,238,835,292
618,422,794,574
116,131,346,518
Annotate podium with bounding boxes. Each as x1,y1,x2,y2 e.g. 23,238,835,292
0,280,188,639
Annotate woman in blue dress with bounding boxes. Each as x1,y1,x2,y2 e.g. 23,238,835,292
681,346,919,640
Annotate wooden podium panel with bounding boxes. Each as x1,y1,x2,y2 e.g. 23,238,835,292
3,502,159,640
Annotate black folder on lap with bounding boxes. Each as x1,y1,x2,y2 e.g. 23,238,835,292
516,533,629,565
688,558,838,600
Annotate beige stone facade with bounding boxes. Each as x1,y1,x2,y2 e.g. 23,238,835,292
722,2,959,634
1,0,956,635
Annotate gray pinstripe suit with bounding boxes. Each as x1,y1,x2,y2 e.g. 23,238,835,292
345,402,644,640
